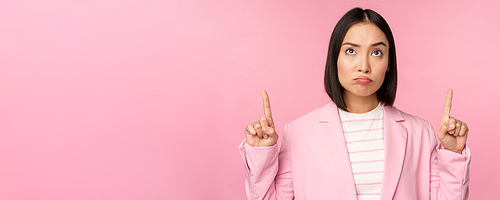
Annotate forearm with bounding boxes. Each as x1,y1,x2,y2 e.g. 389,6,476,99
430,144,471,200
238,141,293,200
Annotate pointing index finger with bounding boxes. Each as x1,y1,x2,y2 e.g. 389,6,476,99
261,90,274,126
441,89,453,122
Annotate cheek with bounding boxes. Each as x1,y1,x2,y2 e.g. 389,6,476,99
337,56,354,77
373,61,389,83
374,67,388,76
337,61,350,85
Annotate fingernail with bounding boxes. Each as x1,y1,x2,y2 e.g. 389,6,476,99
264,134,269,139
449,124,455,128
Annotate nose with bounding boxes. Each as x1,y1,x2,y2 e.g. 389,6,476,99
357,56,371,73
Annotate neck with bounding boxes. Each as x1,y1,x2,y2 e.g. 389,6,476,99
343,92,380,113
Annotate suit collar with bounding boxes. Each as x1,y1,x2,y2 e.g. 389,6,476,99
380,105,408,200
317,101,357,200
383,104,405,122
317,102,407,200
318,102,405,122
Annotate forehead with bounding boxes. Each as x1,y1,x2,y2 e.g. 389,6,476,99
342,22,388,44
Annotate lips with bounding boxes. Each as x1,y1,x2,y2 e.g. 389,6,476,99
354,76,372,84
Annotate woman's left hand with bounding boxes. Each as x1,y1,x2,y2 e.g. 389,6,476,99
437,89,469,154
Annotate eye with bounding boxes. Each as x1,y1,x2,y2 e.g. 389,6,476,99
346,48,356,55
372,49,383,57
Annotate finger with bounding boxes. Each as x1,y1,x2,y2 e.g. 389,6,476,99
447,117,456,135
260,117,269,133
255,123,263,139
261,90,274,127
246,124,257,136
260,117,269,138
459,123,468,136
441,89,453,123
453,121,462,137
251,121,260,133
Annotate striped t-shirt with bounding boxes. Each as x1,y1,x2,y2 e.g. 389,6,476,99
338,103,384,200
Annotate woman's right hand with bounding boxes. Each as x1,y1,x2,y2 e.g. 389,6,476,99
245,90,279,147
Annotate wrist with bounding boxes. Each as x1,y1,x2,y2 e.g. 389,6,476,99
449,149,463,154
440,143,465,154
444,147,464,154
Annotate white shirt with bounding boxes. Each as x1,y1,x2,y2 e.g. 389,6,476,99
338,103,384,200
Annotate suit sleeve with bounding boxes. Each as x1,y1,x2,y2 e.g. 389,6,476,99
428,122,471,200
237,123,294,200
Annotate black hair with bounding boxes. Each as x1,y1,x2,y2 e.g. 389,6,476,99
324,7,397,111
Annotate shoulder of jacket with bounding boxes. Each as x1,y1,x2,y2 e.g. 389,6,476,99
286,102,329,127
387,106,431,129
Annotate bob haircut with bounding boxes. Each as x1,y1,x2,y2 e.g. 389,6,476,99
324,7,397,111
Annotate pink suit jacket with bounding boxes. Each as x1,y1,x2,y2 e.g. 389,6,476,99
238,101,470,200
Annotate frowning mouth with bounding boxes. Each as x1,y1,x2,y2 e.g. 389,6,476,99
354,76,372,84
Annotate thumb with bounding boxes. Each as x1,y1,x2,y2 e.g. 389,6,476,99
265,126,275,135
437,124,448,139
263,126,277,139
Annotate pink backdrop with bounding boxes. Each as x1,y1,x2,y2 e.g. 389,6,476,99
0,0,498,199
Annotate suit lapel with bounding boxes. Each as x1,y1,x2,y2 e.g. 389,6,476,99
317,102,357,200
380,106,408,200
316,103,408,200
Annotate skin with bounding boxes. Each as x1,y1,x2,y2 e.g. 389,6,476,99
337,22,389,113
245,90,278,148
437,89,469,154
245,23,468,154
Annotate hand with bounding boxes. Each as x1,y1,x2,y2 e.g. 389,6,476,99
437,89,469,154
245,90,279,147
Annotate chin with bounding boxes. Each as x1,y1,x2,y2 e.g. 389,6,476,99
357,92,377,97
343,89,377,99
355,88,377,97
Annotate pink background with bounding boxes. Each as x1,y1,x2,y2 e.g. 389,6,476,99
0,0,498,199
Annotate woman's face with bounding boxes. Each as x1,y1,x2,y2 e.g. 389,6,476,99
337,22,389,100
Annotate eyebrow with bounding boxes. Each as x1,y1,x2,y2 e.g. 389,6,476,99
342,42,387,47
